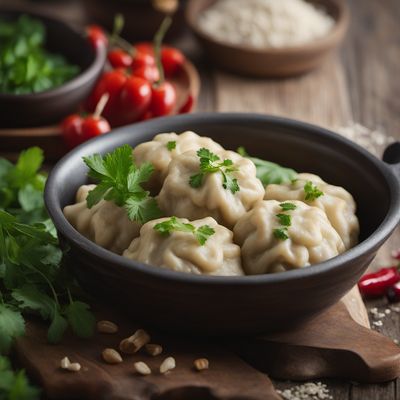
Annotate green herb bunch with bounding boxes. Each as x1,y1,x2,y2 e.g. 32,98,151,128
0,15,79,94
0,148,95,355
273,202,297,241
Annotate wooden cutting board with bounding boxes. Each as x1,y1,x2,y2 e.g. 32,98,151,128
14,287,400,399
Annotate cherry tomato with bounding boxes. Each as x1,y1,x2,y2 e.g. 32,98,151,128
108,49,133,68
134,42,154,55
131,51,155,70
161,46,185,76
150,81,177,116
86,69,127,123
114,76,152,126
179,94,194,114
132,64,159,83
86,25,108,49
62,114,110,149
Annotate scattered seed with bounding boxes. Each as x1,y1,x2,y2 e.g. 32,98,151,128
102,348,123,364
97,320,119,334
373,320,383,327
394,339,399,345
160,357,176,374
60,357,71,370
119,329,151,354
385,309,391,315
145,343,163,357
277,382,332,400
134,361,152,376
68,363,81,372
194,358,209,371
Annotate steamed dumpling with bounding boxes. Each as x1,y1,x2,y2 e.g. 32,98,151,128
133,131,225,191
123,217,244,276
233,200,345,274
264,173,359,249
63,185,141,254
158,150,265,228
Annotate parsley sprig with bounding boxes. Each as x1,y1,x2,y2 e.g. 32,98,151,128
237,147,297,186
273,202,297,241
304,181,324,201
83,145,163,223
189,148,240,194
166,141,176,151
154,216,215,245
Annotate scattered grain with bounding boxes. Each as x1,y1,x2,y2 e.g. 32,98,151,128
145,343,163,357
68,363,81,372
60,357,81,372
97,320,119,334
160,357,176,374
372,320,383,327
60,357,71,370
119,329,151,354
277,382,332,400
102,348,123,364
194,358,209,371
134,361,152,376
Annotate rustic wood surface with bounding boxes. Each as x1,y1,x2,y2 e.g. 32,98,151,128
4,0,400,398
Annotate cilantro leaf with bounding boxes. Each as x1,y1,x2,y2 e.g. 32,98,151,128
304,181,324,201
65,301,95,339
276,213,291,227
189,148,240,194
0,305,25,353
166,141,176,151
83,145,162,223
154,217,215,245
47,309,68,344
280,202,297,211
237,147,297,186
273,228,289,241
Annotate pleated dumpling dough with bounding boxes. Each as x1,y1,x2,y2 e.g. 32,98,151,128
123,217,244,276
158,150,265,228
234,200,345,275
264,173,359,249
133,131,225,191
63,185,141,254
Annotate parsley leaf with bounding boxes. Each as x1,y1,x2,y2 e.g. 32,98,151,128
0,305,25,354
237,147,297,186
189,148,240,194
154,217,215,245
273,228,289,241
280,202,297,211
83,145,163,223
304,181,324,201
166,141,176,151
65,301,96,339
276,213,291,227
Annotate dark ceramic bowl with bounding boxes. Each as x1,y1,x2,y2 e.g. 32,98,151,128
45,113,400,335
0,10,106,128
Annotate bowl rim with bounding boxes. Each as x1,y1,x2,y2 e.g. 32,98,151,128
0,8,107,100
45,112,400,287
185,0,350,55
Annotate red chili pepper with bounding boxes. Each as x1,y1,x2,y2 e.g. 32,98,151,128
358,266,400,298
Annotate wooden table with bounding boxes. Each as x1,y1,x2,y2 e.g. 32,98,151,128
6,0,400,398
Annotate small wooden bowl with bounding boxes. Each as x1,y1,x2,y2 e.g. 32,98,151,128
185,0,350,78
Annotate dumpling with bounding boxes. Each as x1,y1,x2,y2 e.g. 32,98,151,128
123,217,244,276
233,200,345,275
157,150,265,228
264,173,359,249
63,185,141,254
133,131,225,191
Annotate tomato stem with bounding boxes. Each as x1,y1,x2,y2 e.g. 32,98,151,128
109,13,137,57
153,15,172,86
94,93,110,119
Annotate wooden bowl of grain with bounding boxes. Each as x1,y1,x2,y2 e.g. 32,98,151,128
185,0,350,78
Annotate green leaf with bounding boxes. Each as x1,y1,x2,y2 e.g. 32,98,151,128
86,182,111,208
0,305,25,353
47,309,68,344
237,147,297,186
189,173,204,188
6,369,40,400
125,196,163,224
65,301,95,339
166,141,176,151
276,213,291,227
195,225,215,246
304,181,324,201
18,184,44,212
273,228,289,241
280,202,297,211
12,285,55,320
9,147,44,187
127,163,154,192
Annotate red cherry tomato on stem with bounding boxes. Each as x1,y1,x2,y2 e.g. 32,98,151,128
161,46,185,76
61,114,110,149
132,64,159,83
150,81,177,117
134,42,154,55
108,49,133,68
86,25,108,49
131,51,155,70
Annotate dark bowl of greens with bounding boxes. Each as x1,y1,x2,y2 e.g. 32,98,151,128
45,113,400,335
0,11,106,128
